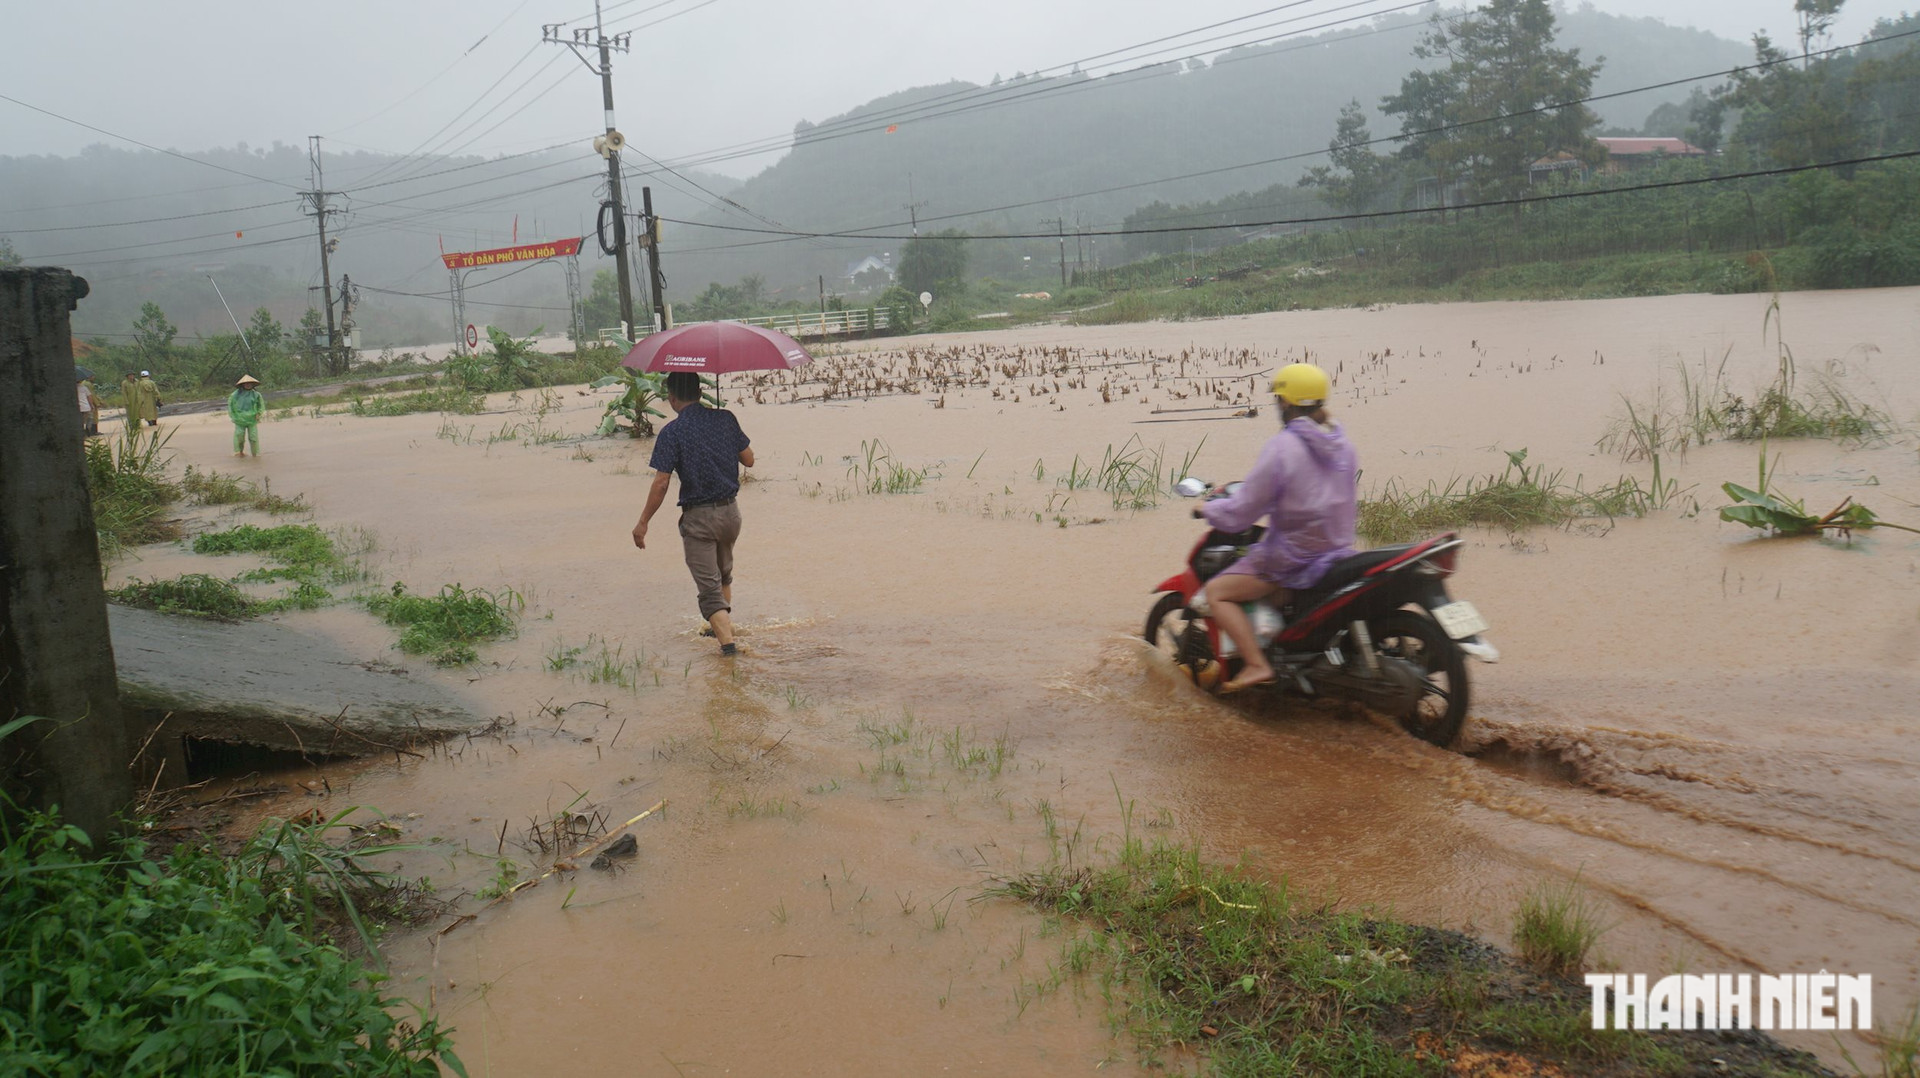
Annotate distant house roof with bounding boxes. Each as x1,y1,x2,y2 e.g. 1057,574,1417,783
844,254,892,278
1597,137,1708,156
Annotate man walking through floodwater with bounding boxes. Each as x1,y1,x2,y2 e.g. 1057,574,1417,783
632,371,754,655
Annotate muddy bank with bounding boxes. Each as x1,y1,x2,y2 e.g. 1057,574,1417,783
126,287,1920,1073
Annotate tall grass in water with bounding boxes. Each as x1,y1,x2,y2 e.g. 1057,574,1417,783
848,438,934,493
181,465,307,514
1601,341,1891,469
1848,1003,1919,1078
84,427,181,559
1512,875,1607,977
1357,449,1658,544
1058,435,1204,510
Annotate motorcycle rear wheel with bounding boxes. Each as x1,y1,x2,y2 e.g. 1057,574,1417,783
1369,610,1468,747
1144,593,1224,685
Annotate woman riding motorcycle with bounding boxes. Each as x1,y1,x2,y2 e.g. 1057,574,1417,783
1195,362,1358,692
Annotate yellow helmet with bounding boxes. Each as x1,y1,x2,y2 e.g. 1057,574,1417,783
1270,362,1330,407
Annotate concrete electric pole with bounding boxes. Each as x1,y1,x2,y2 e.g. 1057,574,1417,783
1042,217,1068,291
641,185,668,331
544,5,635,335
302,136,345,375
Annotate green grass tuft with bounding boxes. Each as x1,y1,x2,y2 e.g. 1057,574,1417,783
181,466,308,514
109,573,258,620
1512,875,1607,977
363,582,521,665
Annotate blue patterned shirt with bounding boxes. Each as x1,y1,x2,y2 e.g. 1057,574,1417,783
649,403,750,506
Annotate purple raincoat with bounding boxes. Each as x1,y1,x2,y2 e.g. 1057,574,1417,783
1201,417,1358,590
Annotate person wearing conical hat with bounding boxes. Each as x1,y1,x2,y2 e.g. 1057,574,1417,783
228,375,265,458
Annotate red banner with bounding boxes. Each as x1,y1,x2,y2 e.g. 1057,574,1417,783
441,236,583,270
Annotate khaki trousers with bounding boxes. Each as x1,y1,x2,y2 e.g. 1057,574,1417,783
679,501,742,619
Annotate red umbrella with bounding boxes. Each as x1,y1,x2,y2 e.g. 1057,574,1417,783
620,321,814,375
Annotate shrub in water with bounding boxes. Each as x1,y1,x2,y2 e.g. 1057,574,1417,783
108,574,256,620
363,583,521,665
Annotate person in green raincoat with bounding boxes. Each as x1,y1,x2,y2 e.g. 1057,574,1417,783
229,374,265,457
119,371,146,429
135,370,161,426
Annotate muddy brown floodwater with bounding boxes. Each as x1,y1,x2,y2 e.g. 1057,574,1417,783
123,287,1920,1074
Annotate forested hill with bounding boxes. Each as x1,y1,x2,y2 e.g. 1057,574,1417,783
666,5,1748,296
3,5,1749,345
0,144,734,346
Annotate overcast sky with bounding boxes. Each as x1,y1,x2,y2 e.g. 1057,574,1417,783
2,0,1910,182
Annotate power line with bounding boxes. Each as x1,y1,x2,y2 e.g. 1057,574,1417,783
6,199,301,234
604,0,721,32
328,0,541,136
662,150,1920,247
19,217,311,261
349,44,551,189
340,137,585,194
655,0,1426,172
0,176,309,216
592,0,1423,256
0,91,306,191
666,25,1920,247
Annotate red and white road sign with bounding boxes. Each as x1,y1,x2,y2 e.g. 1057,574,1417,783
465,324,479,349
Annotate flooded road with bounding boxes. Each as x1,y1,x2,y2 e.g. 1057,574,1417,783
127,286,1920,1072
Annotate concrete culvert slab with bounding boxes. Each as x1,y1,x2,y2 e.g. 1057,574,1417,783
109,605,485,760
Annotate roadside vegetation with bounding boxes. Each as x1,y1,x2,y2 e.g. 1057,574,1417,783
0,717,463,1077
988,832,1828,1076
84,429,182,560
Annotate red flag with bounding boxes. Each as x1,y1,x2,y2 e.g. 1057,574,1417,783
885,124,898,133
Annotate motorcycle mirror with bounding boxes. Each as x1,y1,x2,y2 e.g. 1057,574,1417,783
1174,477,1209,498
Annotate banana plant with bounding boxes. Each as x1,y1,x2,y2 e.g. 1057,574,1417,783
1719,447,1918,538
593,368,668,437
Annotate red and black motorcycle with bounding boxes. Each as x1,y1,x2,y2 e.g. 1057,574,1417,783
1145,483,1497,747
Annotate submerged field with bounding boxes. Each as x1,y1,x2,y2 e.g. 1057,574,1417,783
111,287,1920,1074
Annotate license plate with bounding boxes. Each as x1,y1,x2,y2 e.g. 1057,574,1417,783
1431,600,1488,640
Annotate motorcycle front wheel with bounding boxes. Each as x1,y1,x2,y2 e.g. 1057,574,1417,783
1144,593,1225,686
1369,610,1468,747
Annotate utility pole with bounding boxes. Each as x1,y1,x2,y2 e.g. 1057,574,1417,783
1042,217,1068,291
641,185,668,331
902,200,929,236
302,136,344,375
545,6,634,334
903,172,929,237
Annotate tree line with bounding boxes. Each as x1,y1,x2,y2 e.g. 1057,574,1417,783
1116,0,1918,294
